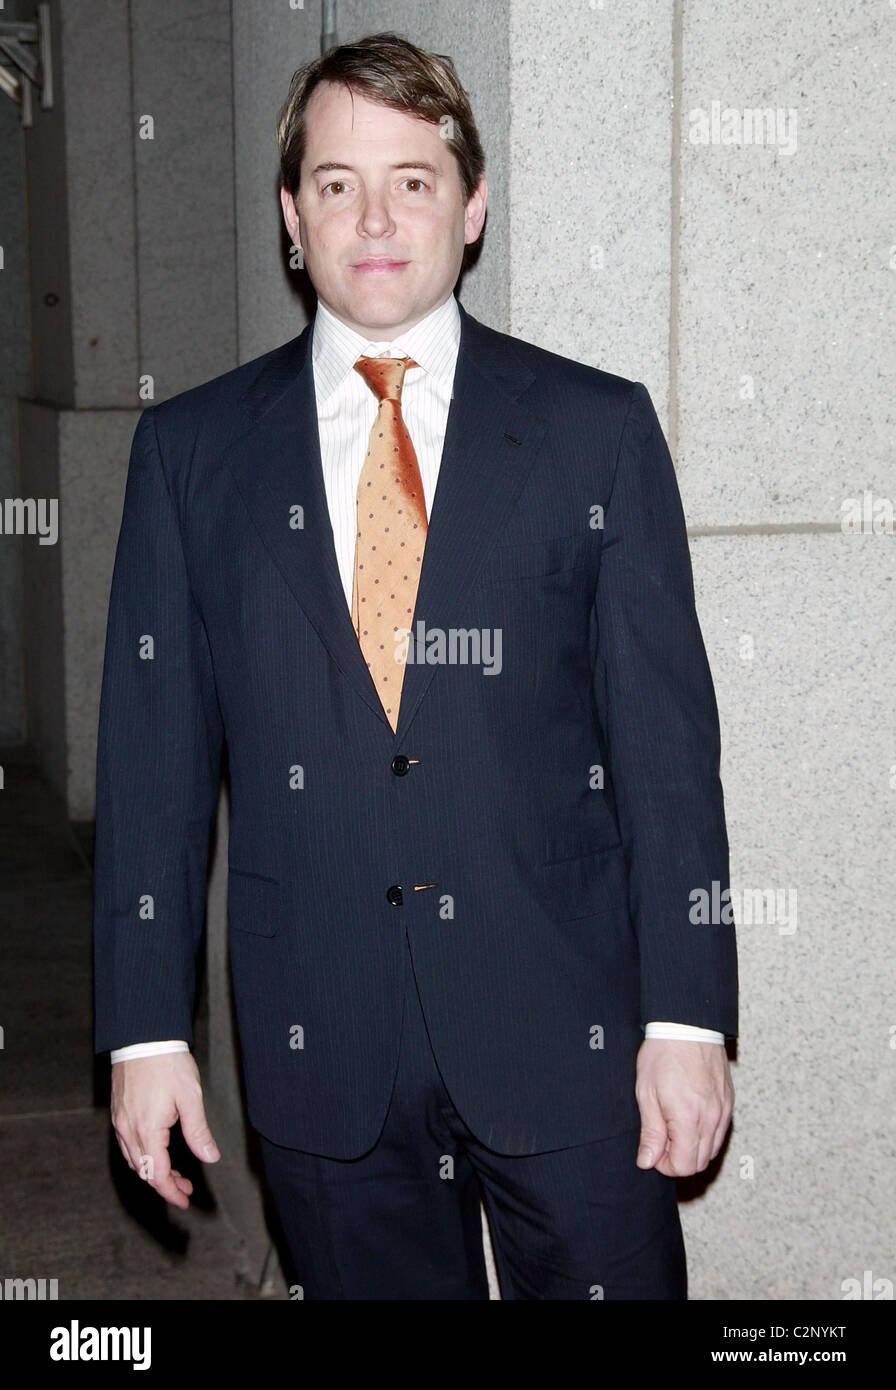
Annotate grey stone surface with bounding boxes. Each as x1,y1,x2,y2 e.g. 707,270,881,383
0,748,285,1300
18,402,66,805
0,746,95,1117
59,409,140,820
231,0,319,360
0,399,25,743
677,1,895,523
17,406,140,818
132,0,238,402
0,1109,278,1300
509,0,674,410
59,0,138,408
0,38,31,742
22,0,75,409
682,532,896,1299
0,90,30,399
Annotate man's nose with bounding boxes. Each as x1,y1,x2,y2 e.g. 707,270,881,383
357,191,395,238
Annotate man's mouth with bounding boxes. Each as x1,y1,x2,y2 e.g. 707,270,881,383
351,258,410,272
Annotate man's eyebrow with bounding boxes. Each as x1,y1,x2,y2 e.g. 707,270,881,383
309,161,442,177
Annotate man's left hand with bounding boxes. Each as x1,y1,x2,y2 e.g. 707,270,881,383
634,1040,734,1176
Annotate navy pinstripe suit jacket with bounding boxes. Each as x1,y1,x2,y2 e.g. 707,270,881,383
93,299,737,1158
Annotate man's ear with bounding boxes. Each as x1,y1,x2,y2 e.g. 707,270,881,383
463,174,488,246
280,185,301,246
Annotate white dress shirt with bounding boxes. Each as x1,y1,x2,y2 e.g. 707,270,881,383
111,294,723,1061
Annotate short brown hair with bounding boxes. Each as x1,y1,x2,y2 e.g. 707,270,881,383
277,31,485,206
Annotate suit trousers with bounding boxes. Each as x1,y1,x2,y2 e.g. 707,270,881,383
258,931,687,1300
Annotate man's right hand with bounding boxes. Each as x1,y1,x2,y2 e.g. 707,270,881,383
111,1052,221,1209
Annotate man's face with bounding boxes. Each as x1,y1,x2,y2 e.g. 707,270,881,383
280,81,487,337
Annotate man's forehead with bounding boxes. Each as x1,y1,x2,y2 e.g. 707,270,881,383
307,84,436,137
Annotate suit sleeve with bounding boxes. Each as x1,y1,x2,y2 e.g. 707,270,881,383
93,408,224,1053
594,382,738,1036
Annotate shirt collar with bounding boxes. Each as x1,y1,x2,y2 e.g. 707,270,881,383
311,292,460,405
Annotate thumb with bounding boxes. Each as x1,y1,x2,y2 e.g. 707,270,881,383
636,1109,668,1170
178,1087,221,1164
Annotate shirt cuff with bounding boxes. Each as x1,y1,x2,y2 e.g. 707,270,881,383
644,1021,725,1044
110,1040,190,1064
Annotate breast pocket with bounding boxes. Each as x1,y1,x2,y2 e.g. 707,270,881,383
484,532,590,580
227,866,280,938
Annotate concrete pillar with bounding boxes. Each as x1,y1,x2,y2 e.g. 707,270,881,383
19,0,236,812
0,66,30,742
674,0,895,1299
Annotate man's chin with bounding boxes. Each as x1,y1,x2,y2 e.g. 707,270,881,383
334,292,425,335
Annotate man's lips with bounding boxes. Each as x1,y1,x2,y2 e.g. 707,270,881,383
351,258,410,272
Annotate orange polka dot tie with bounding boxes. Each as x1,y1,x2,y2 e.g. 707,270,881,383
351,354,428,730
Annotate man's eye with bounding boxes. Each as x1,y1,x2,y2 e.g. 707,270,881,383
320,178,428,196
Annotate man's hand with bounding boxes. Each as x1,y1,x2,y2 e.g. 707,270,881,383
111,1052,221,1209
635,1039,733,1176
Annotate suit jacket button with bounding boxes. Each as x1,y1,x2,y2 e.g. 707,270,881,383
391,755,410,776
386,885,404,907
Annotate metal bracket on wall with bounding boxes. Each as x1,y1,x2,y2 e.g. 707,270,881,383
0,3,52,128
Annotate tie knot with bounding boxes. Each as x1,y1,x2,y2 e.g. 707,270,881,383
354,354,418,403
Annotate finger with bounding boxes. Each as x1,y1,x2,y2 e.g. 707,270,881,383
168,1169,194,1197
709,1095,734,1162
655,1135,679,1177
635,1102,669,1170
178,1090,221,1165
112,1115,142,1174
695,1120,717,1174
113,1130,136,1172
691,1097,723,1173
661,1120,701,1177
136,1129,189,1208
149,1171,190,1209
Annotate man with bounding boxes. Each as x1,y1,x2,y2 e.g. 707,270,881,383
95,32,737,1300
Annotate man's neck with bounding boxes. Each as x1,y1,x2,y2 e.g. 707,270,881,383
315,293,454,344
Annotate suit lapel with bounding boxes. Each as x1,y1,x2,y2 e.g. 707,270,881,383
394,303,546,739
223,300,547,738
223,324,388,726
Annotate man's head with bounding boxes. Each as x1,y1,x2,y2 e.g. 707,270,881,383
278,32,487,337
